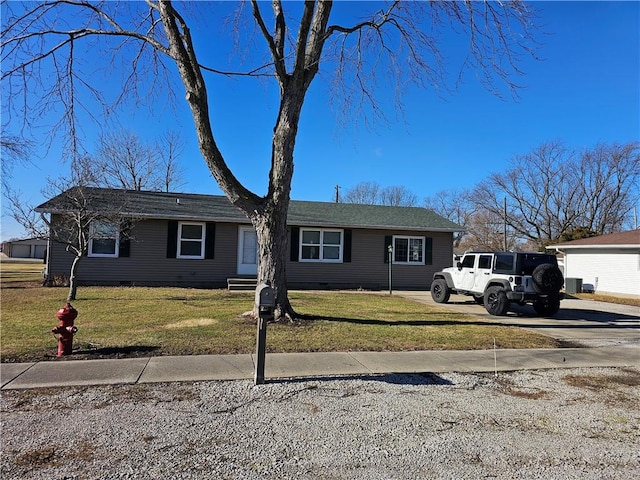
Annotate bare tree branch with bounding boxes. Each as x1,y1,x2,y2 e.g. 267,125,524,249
2,0,543,319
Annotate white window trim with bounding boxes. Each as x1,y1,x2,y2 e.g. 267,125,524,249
300,228,344,263
177,221,206,259
392,235,426,265
88,221,120,258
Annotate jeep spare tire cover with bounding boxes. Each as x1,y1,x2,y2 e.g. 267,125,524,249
532,263,564,294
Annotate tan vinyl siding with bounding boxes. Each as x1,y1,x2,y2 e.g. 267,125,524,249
46,219,243,287
46,217,453,290
287,229,453,290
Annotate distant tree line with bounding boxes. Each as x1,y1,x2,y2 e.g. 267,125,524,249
343,140,640,251
339,181,418,207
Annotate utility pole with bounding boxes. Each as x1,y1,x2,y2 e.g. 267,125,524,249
335,185,340,203
503,197,508,251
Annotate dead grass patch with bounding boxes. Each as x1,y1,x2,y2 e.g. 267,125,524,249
163,318,220,329
574,292,640,307
563,369,640,409
496,378,549,400
564,369,640,391
14,441,96,470
15,446,58,468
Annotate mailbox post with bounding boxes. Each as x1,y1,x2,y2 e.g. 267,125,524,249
387,244,393,295
254,283,275,385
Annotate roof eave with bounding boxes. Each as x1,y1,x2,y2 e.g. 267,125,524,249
40,209,461,232
289,220,461,232
548,244,640,250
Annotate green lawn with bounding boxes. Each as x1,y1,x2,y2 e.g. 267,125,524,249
0,259,45,283
1,281,562,362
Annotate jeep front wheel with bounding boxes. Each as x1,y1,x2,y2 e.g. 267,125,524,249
484,286,509,316
431,279,451,304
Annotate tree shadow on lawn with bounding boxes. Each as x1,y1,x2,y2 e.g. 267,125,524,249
303,315,475,327
308,313,638,336
69,345,160,360
508,304,640,325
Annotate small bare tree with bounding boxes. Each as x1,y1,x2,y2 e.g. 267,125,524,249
6,181,130,301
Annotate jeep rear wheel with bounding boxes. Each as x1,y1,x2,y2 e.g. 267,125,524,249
431,279,451,304
533,294,561,317
532,263,564,294
484,286,509,316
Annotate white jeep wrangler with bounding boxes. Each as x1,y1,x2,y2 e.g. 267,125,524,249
431,252,564,316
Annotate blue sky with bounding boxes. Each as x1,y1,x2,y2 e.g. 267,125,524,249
2,1,639,241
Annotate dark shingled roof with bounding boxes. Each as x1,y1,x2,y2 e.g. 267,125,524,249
36,187,462,232
548,230,640,248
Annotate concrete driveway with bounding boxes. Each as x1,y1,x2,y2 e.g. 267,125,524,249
397,291,640,348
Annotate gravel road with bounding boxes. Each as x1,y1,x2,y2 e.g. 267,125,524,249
2,367,639,479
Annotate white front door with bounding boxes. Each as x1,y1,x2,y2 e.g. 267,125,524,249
237,226,258,275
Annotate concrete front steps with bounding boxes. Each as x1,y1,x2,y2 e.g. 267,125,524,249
227,277,257,291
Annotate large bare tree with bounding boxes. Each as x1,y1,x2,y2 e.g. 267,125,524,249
2,0,540,319
1,134,33,188
472,140,640,249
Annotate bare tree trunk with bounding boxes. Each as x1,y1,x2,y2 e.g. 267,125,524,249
158,1,314,320
67,254,81,302
254,206,294,320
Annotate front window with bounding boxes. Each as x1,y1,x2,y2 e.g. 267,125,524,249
177,222,205,259
300,229,343,262
393,236,424,264
89,221,119,257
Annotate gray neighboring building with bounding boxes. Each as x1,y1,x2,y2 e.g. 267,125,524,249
36,187,462,290
1,238,48,259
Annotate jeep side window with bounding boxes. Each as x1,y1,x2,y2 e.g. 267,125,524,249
494,254,514,273
478,255,492,269
460,255,475,268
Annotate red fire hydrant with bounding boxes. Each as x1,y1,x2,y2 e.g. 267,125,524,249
52,303,78,357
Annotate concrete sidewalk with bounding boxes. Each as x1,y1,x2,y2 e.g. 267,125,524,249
2,346,638,390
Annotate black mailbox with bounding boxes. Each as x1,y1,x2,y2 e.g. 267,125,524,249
255,283,275,309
